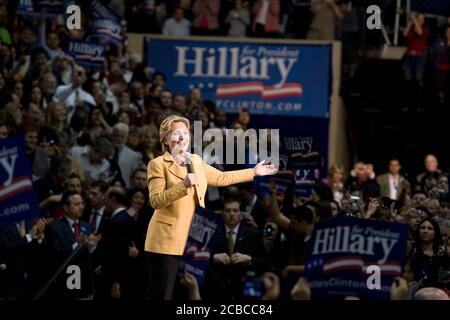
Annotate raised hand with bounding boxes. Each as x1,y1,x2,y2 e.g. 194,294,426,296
254,160,278,176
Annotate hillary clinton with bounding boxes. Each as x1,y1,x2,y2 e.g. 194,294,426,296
145,115,276,299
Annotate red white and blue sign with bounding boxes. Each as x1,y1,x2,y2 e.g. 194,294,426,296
179,206,222,286
305,216,409,300
90,18,123,45
0,135,40,227
145,37,332,118
66,39,106,70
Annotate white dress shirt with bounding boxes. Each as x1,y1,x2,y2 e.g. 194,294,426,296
256,0,270,25
225,224,240,245
389,174,399,200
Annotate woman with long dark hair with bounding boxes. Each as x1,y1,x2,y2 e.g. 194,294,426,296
409,218,443,287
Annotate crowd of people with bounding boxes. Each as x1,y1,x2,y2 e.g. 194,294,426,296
0,0,450,301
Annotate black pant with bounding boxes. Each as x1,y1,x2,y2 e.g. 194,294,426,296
145,252,181,300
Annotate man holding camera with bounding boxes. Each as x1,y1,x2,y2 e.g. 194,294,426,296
53,64,95,121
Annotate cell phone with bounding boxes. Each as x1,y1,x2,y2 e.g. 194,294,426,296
242,271,264,299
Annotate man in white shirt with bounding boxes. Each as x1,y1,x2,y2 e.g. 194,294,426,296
53,65,96,120
110,123,141,188
162,7,191,36
69,136,114,184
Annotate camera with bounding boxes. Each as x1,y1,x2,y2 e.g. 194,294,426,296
264,225,273,235
242,271,265,299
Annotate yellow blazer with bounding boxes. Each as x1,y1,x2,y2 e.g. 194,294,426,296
145,152,255,255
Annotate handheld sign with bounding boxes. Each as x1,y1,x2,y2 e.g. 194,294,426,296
0,135,40,227
179,206,222,286
305,216,409,300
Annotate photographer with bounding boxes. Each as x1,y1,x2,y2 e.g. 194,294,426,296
53,65,95,121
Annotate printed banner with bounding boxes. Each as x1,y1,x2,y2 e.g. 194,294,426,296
90,18,123,45
411,0,450,15
90,0,120,22
17,0,37,16
66,40,106,69
0,135,40,227
179,206,222,286
145,37,332,118
36,0,63,15
249,115,328,199
305,216,409,300
17,0,63,17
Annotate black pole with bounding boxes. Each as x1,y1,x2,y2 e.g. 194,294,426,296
33,242,88,300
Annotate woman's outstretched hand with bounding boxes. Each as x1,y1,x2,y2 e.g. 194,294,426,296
254,160,278,176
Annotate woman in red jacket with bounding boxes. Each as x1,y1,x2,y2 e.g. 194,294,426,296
252,0,280,38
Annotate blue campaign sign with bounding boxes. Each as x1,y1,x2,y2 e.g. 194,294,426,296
305,216,409,300
179,206,222,286
0,135,40,227
17,0,37,16
249,115,329,199
90,18,123,45
90,0,120,22
145,37,332,118
66,40,107,70
36,0,63,15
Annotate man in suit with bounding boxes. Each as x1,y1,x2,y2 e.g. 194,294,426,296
111,123,141,188
45,192,101,299
238,182,269,230
0,218,49,299
377,158,410,201
207,198,266,300
83,180,110,235
98,186,136,300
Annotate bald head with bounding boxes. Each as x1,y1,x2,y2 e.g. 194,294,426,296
414,287,449,300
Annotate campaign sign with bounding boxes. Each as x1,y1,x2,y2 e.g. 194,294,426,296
36,0,63,15
66,39,106,69
90,18,123,45
179,206,222,286
305,216,409,300
17,0,36,16
0,135,40,227
90,0,120,22
249,115,328,199
146,37,332,118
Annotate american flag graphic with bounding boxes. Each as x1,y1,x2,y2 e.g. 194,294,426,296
0,176,33,202
216,82,303,100
307,256,402,276
96,29,122,41
185,245,211,262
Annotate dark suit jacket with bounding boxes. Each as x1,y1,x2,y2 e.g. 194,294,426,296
45,217,94,299
81,205,110,235
97,209,136,295
207,223,266,300
0,221,48,299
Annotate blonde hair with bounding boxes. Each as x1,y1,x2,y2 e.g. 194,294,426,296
328,163,346,181
159,115,190,152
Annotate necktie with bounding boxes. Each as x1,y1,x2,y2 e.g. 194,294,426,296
18,221,27,238
227,230,235,257
91,211,99,231
73,222,80,241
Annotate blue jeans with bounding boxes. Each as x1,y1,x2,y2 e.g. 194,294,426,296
403,54,426,83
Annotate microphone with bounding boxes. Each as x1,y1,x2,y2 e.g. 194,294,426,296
185,153,193,174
